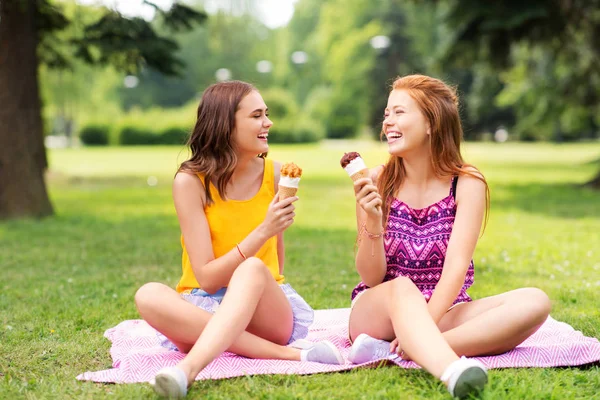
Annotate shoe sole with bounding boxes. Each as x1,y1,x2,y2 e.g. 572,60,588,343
154,373,185,398
321,340,345,365
453,366,488,399
348,333,369,364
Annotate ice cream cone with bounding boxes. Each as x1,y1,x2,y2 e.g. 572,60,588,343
278,185,298,200
350,168,369,182
341,152,380,211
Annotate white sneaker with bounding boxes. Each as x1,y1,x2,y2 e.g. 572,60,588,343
152,366,188,398
440,356,488,399
301,340,344,365
348,333,393,364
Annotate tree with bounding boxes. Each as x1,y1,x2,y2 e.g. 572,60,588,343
421,0,600,186
0,0,205,220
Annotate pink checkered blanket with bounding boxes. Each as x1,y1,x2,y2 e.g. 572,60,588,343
77,309,600,383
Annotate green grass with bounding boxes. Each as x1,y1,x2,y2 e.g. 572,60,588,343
1,141,600,399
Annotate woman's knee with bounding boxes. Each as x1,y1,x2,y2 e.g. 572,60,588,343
135,282,168,312
389,276,420,296
525,287,551,319
513,287,551,324
231,257,270,283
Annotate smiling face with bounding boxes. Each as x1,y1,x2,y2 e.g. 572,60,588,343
383,89,430,157
232,90,272,156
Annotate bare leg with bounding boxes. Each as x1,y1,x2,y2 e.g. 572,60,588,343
349,277,459,378
438,288,551,356
176,258,297,382
135,259,300,384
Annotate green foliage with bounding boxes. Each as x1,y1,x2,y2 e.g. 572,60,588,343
35,0,600,149
118,69,197,110
79,124,109,146
302,86,333,123
259,87,323,143
72,3,205,76
119,126,156,145
493,44,598,142
261,88,299,121
293,118,326,143
115,102,195,144
267,118,324,144
118,126,189,146
34,1,205,76
422,0,600,143
159,127,189,145
325,97,362,139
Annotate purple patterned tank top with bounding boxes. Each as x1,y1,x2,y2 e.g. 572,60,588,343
351,176,474,305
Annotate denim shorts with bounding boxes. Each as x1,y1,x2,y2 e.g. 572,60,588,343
157,283,314,351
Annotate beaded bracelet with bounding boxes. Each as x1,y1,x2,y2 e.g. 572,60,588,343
361,223,384,239
236,243,247,260
360,223,385,257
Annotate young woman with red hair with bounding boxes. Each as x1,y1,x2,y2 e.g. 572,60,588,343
347,75,551,398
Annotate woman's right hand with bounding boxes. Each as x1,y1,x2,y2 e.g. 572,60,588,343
354,177,382,219
260,192,297,238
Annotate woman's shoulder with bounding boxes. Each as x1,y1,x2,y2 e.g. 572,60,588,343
370,164,385,182
173,170,207,206
458,165,484,180
271,159,281,172
271,159,281,189
455,165,486,202
174,170,204,185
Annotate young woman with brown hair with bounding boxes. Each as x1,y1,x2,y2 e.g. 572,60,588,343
135,81,343,398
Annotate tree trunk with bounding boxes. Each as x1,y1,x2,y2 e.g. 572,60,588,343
0,0,54,219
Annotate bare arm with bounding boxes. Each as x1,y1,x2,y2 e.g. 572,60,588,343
173,171,295,294
426,171,486,323
273,160,285,275
354,167,387,287
277,232,285,275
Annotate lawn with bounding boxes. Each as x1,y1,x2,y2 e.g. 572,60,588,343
1,141,599,399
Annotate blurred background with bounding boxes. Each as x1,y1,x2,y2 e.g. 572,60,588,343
39,0,600,145
2,0,600,222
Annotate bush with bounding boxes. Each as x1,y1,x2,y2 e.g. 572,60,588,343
292,118,325,143
119,126,158,145
326,105,360,139
325,95,361,139
260,88,299,121
303,86,333,127
268,119,297,144
268,118,324,144
158,128,189,145
79,125,109,146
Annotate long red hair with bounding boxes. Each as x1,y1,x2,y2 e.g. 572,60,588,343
377,75,490,232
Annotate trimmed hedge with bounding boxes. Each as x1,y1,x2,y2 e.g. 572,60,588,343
117,126,190,145
80,125,110,146
119,127,156,145
160,128,189,145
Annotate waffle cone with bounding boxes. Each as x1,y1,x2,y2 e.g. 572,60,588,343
278,185,298,200
350,168,369,182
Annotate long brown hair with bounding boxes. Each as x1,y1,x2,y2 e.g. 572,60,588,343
179,80,265,205
377,74,490,232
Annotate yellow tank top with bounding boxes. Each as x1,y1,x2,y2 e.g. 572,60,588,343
176,158,284,293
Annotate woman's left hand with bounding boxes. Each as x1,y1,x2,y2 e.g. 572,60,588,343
390,338,410,360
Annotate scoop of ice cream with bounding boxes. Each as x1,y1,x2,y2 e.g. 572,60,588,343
279,176,300,188
340,152,362,168
280,162,302,178
342,155,368,177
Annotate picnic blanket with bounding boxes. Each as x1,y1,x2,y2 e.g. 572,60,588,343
77,308,600,383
